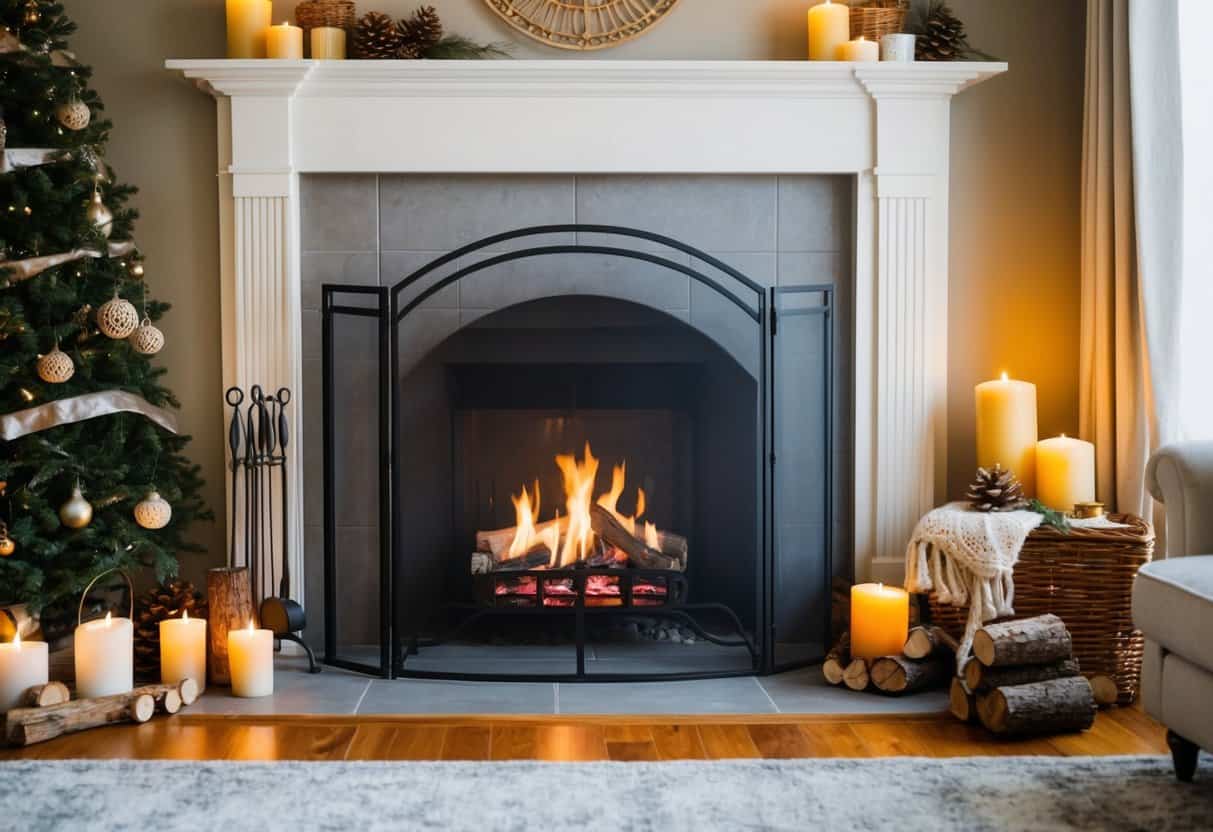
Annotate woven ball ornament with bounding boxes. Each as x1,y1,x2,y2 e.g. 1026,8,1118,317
97,294,139,339
128,317,164,355
37,346,74,383
55,98,91,131
133,491,172,530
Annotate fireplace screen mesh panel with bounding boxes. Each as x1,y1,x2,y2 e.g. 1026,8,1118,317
321,225,833,680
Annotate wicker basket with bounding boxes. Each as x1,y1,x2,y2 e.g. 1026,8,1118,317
928,514,1153,705
849,0,909,41
295,0,356,33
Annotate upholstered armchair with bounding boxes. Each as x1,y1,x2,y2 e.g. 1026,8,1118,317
1135,441,1213,780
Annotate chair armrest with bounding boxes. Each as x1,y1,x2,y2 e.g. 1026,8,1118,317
1147,441,1213,557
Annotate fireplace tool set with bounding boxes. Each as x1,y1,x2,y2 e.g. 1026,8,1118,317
225,385,319,673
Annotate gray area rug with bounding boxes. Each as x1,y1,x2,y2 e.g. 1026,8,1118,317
2,755,1211,831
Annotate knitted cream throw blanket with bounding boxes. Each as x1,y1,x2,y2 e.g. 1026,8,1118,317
904,501,1043,672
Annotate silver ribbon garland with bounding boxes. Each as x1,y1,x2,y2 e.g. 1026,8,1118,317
1,148,70,173
0,391,179,440
0,30,76,67
0,241,137,287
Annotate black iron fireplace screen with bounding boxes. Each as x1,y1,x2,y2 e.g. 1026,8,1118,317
321,225,833,680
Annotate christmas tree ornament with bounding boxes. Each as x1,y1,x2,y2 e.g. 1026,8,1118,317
85,188,113,237
966,465,1027,512
58,484,93,529
132,579,207,681
97,293,138,339
397,5,443,58
0,106,6,154
0,522,15,557
36,344,74,383
128,260,144,279
128,316,164,355
133,490,172,529
55,98,91,131
22,0,39,26
355,11,402,58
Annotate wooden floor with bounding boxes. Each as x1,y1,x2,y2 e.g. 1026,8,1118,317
1,708,1168,762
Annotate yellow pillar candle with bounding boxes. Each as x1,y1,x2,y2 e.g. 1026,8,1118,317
228,619,274,698
850,583,909,660
226,0,272,58
808,0,850,60
74,611,133,699
838,37,880,62
266,21,305,59
1036,434,1096,513
0,633,48,712
160,610,208,693
310,26,347,60
975,373,1038,495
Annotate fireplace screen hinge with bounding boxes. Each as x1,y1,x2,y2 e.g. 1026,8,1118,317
769,306,777,335
769,451,776,468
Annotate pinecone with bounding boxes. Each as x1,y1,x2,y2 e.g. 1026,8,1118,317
966,465,1027,513
133,580,207,682
397,5,443,58
915,3,967,61
355,11,403,59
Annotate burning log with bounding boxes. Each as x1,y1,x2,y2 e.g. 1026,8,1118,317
493,542,553,572
657,532,689,570
476,518,564,560
589,504,681,571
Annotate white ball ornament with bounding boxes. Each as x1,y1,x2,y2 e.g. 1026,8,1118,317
133,491,172,530
37,346,74,383
59,486,93,529
55,98,91,131
86,190,113,238
97,294,139,339
128,317,164,355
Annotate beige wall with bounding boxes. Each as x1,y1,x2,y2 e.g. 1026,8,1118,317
63,0,1085,578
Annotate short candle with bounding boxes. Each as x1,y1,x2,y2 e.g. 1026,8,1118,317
225,0,272,58
839,37,880,62
311,26,347,60
807,0,850,60
228,619,274,698
1036,434,1096,513
850,583,909,660
266,21,304,59
0,632,49,712
160,610,207,693
74,611,134,699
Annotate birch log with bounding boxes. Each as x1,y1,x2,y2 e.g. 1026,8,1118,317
869,654,951,695
976,676,1096,736
4,691,155,747
972,614,1072,667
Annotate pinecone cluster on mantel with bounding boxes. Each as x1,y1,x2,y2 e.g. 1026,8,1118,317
904,0,993,62
355,6,507,60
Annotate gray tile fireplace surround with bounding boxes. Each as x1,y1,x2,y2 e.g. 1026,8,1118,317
299,173,855,659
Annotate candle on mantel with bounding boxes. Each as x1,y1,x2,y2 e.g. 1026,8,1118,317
850,583,909,660
975,372,1038,495
225,0,272,58
228,619,273,698
838,37,879,62
160,610,207,693
807,0,850,61
266,21,305,59
311,26,347,60
0,633,48,712
1036,434,1096,514
75,611,133,699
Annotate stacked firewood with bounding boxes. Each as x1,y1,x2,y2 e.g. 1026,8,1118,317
822,625,954,695
949,614,1107,736
3,677,199,747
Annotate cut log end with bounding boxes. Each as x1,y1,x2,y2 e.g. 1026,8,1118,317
177,677,199,707
950,677,976,722
24,681,70,708
903,626,959,660
129,693,155,723
1088,674,1119,707
822,632,850,686
842,658,870,691
870,654,951,695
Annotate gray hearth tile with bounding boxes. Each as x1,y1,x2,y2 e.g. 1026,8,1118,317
301,359,323,521
191,656,372,716
301,175,379,253
303,523,324,651
569,254,691,312
690,281,760,378
557,676,776,715
777,176,850,253
397,309,462,376
693,252,777,289
379,175,576,252
331,526,381,646
576,175,778,254
776,252,845,287
380,251,460,309
301,252,379,310
358,679,556,715
454,251,583,310
758,666,950,715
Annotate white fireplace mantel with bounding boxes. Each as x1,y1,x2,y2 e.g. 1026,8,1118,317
168,58,1006,600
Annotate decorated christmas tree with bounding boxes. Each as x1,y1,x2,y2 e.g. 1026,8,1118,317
0,0,208,624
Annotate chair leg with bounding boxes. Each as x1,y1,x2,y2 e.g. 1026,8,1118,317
1167,730,1200,782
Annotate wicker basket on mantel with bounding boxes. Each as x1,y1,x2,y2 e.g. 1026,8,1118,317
295,0,356,34
927,514,1154,705
849,0,909,41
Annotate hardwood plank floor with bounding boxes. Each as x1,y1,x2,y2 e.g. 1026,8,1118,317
0,708,1168,763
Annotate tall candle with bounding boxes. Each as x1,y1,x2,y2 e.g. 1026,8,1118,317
228,619,273,698
226,0,272,58
838,37,879,62
975,373,1038,495
0,633,48,712
160,610,208,693
850,583,909,660
75,611,133,699
266,21,305,59
311,26,347,60
807,0,850,61
1036,434,1096,513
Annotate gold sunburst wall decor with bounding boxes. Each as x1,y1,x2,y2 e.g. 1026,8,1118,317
484,0,682,51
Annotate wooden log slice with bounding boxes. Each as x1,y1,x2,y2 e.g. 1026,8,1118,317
869,654,951,695
964,657,1081,692
976,676,1096,736
23,681,70,708
822,632,851,685
903,625,959,660
950,677,977,723
589,505,680,571
843,657,870,691
207,567,254,686
5,691,156,747
973,613,1072,668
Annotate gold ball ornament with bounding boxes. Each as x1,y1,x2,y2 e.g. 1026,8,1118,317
37,346,74,383
97,294,138,339
0,534,15,557
55,98,91,131
59,486,93,529
86,190,113,238
128,317,164,355
22,0,39,25
133,491,172,530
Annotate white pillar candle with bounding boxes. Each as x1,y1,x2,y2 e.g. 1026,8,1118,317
839,37,880,62
975,372,1038,495
160,610,207,693
807,0,850,60
74,612,133,699
225,0,272,58
880,33,916,62
1036,434,1096,513
310,26,347,60
0,633,48,712
266,21,304,59
228,620,274,698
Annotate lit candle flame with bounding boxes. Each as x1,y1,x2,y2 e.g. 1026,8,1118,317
182,609,189,622
12,631,20,649
105,611,112,627
1000,371,1009,382
247,618,255,632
